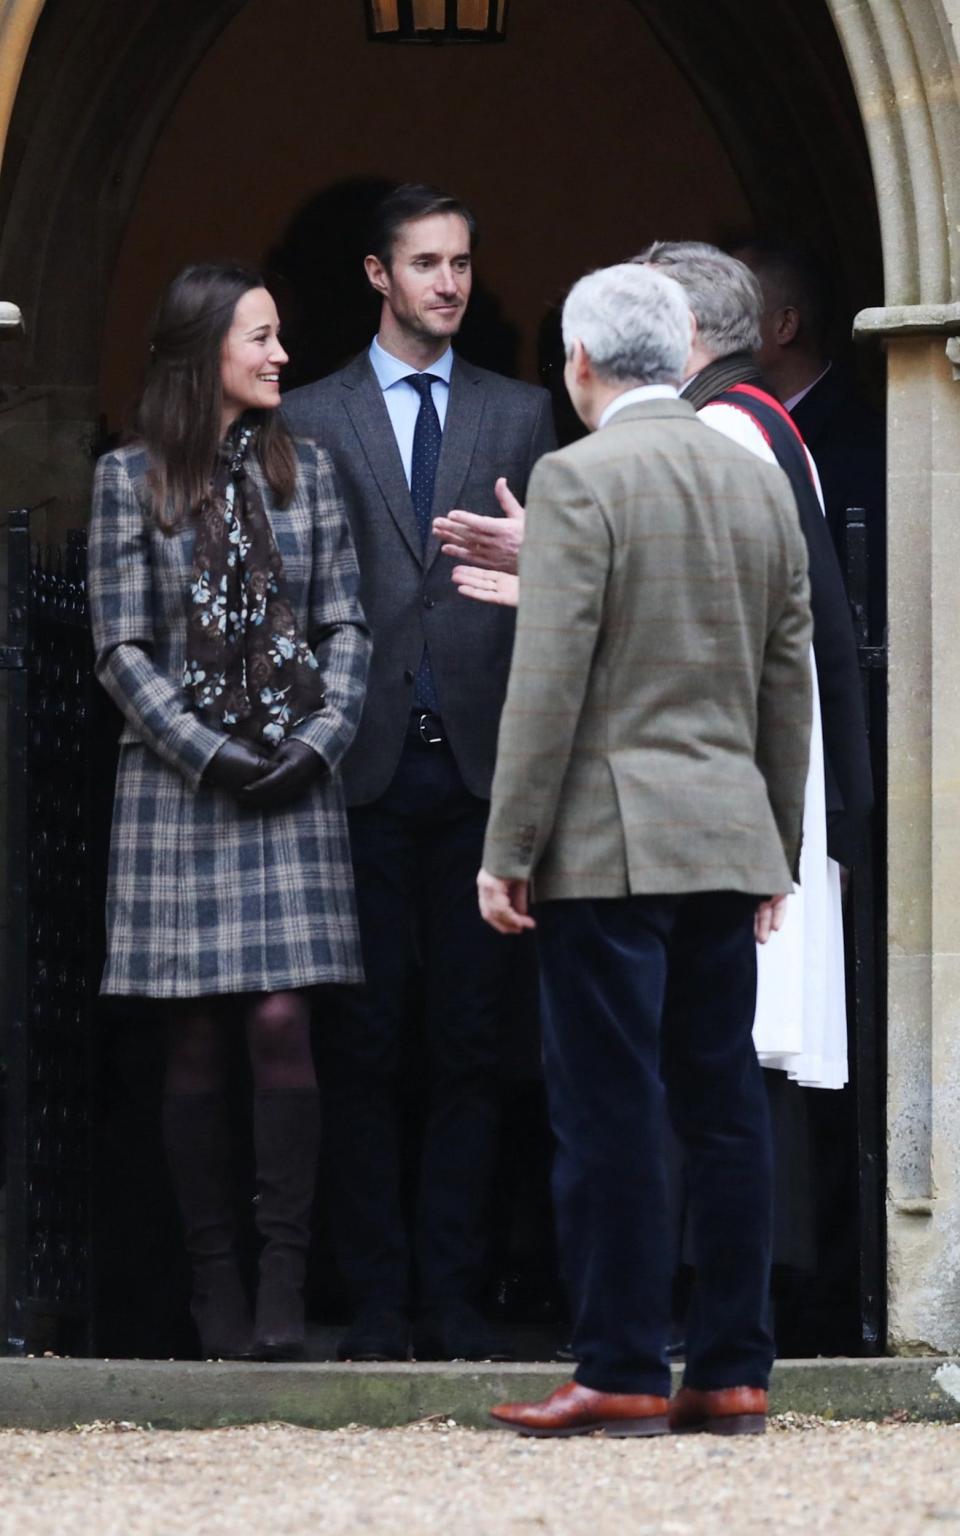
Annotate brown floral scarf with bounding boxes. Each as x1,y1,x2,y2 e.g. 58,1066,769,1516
183,424,325,746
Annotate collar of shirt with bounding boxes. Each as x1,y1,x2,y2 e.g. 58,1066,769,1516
598,383,679,430
784,361,832,415
369,335,455,393
368,337,455,487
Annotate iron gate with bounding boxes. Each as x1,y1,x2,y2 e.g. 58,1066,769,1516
2,511,114,1355
843,503,888,1353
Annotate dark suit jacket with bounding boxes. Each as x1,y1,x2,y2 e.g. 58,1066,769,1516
790,365,886,636
711,384,874,868
283,351,556,805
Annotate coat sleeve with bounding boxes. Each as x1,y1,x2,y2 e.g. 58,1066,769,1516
87,452,227,790
482,452,610,879
287,448,372,771
756,503,814,881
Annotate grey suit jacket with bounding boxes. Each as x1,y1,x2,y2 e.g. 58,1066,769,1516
283,351,556,804
483,398,813,901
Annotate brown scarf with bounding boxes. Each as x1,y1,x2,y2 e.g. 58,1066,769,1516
681,351,765,412
183,424,325,746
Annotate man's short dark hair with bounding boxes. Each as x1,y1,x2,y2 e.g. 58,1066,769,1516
368,183,478,268
740,238,834,353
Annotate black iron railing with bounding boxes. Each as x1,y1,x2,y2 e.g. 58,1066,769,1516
843,504,888,1353
2,516,111,1355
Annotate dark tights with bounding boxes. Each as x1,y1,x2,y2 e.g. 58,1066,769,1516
165,991,317,1095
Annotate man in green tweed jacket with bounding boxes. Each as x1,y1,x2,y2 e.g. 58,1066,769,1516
478,263,812,1440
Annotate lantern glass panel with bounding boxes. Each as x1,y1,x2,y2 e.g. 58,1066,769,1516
412,0,446,28
457,0,489,27
369,0,399,32
367,0,507,41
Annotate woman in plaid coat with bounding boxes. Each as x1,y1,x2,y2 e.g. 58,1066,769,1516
88,264,371,1361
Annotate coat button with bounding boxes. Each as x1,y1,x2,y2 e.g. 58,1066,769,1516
423,595,435,609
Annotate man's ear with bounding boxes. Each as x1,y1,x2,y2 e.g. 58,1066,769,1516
571,337,591,384
364,254,390,299
774,304,801,348
682,311,709,378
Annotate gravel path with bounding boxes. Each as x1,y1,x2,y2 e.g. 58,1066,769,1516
0,1418,957,1535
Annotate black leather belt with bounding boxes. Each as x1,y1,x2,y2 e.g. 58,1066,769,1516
415,710,444,745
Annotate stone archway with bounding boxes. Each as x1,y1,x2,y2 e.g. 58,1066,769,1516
0,0,44,179
0,0,248,522
630,0,882,308
829,0,960,307
829,0,960,1356
0,0,884,526
1,0,959,1351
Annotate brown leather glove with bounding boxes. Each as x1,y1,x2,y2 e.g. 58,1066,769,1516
203,738,273,795
241,739,324,810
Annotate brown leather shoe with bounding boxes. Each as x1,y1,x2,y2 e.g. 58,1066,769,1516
669,1385,768,1436
490,1380,669,1438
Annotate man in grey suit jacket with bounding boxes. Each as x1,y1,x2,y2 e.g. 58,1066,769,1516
479,264,812,1438
283,184,555,1362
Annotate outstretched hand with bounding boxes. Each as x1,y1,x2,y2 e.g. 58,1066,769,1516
433,477,526,573
241,739,323,811
755,894,789,944
452,566,519,607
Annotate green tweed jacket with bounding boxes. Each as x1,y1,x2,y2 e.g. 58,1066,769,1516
482,397,812,900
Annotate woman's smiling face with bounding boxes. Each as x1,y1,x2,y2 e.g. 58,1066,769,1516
220,286,288,431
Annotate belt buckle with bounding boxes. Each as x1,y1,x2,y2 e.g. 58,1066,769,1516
418,711,443,745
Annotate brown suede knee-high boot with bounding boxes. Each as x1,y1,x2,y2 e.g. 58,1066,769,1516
161,1093,253,1360
252,1089,321,1360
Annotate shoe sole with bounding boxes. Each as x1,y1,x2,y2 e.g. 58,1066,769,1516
253,1337,307,1363
336,1352,410,1363
414,1354,516,1363
671,1416,767,1437
491,1415,669,1439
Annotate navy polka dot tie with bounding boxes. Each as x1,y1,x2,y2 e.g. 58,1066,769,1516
406,373,442,714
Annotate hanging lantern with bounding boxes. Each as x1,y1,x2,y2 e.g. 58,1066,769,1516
366,0,508,44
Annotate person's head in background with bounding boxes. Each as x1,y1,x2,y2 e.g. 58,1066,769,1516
634,241,762,384
734,239,834,403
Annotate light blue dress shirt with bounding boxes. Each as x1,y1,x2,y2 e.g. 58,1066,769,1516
368,336,454,487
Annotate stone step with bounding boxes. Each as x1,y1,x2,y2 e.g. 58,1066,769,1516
0,1357,958,1431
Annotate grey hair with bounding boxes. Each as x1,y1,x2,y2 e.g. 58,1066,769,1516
633,240,762,357
561,263,691,386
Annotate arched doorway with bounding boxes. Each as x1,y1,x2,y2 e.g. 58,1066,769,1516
1,0,885,531
1,0,958,1356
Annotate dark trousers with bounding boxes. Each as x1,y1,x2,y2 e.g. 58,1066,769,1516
537,891,774,1397
326,714,505,1312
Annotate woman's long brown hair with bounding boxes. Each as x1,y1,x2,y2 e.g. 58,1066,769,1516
136,263,297,531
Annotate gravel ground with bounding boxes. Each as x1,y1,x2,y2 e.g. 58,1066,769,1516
0,1417,957,1535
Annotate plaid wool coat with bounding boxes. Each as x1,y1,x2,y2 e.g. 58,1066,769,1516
88,438,372,998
